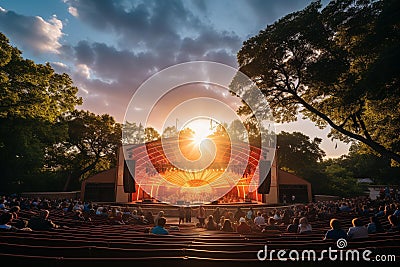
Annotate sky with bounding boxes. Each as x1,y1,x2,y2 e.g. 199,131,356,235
0,0,350,158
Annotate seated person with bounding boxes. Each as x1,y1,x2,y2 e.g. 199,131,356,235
262,217,280,232
324,218,347,240
0,212,18,231
375,206,385,217
217,216,225,230
151,217,169,235
386,215,400,232
28,209,60,231
254,211,266,229
221,218,234,232
367,216,384,234
339,203,352,212
286,217,299,233
9,205,28,229
237,217,252,234
73,210,91,221
347,218,368,239
108,207,125,225
205,215,218,230
393,205,400,217
298,217,312,234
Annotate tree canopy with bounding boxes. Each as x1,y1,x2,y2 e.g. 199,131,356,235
233,0,400,164
0,32,122,193
0,33,82,193
46,110,122,191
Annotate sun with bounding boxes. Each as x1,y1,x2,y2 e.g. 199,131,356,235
185,118,215,145
192,129,210,145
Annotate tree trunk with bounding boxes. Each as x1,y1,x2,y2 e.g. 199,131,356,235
63,158,101,192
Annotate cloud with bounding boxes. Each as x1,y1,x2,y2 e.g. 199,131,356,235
245,0,317,26
0,7,64,54
68,6,78,17
61,0,245,121
76,63,91,79
64,0,241,53
51,61,70,73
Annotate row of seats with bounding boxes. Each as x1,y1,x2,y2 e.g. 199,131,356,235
1,206,399,266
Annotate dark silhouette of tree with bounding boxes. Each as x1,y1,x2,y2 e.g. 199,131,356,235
46,110,121,191
233,0,400,164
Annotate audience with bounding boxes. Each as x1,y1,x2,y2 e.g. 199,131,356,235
217,215,225,230
387,215,400,232
262,217,280,232
221,218,234,232
212,207,221,223
254,211,265,228
154,211,165,226
144,211,155,225
367,216,384,234
298,217,312,234
0,194,399,252
28,209,60,231
151,217,169,235
236,217,252,234
347,218,368,240
287,217,300,233
234,207,246,223
9,205,28,229
205,215,218,230
0,212,19,231
324,218,347,240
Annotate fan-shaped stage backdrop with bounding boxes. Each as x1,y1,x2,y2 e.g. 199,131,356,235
115,137,277,206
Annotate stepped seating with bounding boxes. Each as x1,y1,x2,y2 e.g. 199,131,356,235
1,208,399,267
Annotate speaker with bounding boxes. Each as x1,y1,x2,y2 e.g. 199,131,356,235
257,160,271,194
123,160,136,193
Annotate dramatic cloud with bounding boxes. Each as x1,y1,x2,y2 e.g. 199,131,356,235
61,0,245,121
0,7,63,54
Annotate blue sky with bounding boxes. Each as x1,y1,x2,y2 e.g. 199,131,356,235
0,0,348,157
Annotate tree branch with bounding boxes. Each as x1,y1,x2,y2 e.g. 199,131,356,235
290,92,400,163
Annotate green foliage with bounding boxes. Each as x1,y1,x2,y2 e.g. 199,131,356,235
122,122,145,144
0,33,82,121
322,158,366,197
277,131,325,175
0,32,82,193
234,0,400,163
162,125,178,138
144,127,161,142
46,110,122,191
276,131,329,194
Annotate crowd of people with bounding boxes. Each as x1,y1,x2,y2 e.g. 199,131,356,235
173,195,400,240
0,194,400,239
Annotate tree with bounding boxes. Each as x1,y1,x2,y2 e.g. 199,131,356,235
47,110,122,191
323,159,365,197
228,119,247,142
233,0,400,164
277,131,326,176
0,33,82,121
144,127,161,143
162,126,178,138
339,142,400,185
122,122,144,144
0,118,67,192
0,32,82,193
